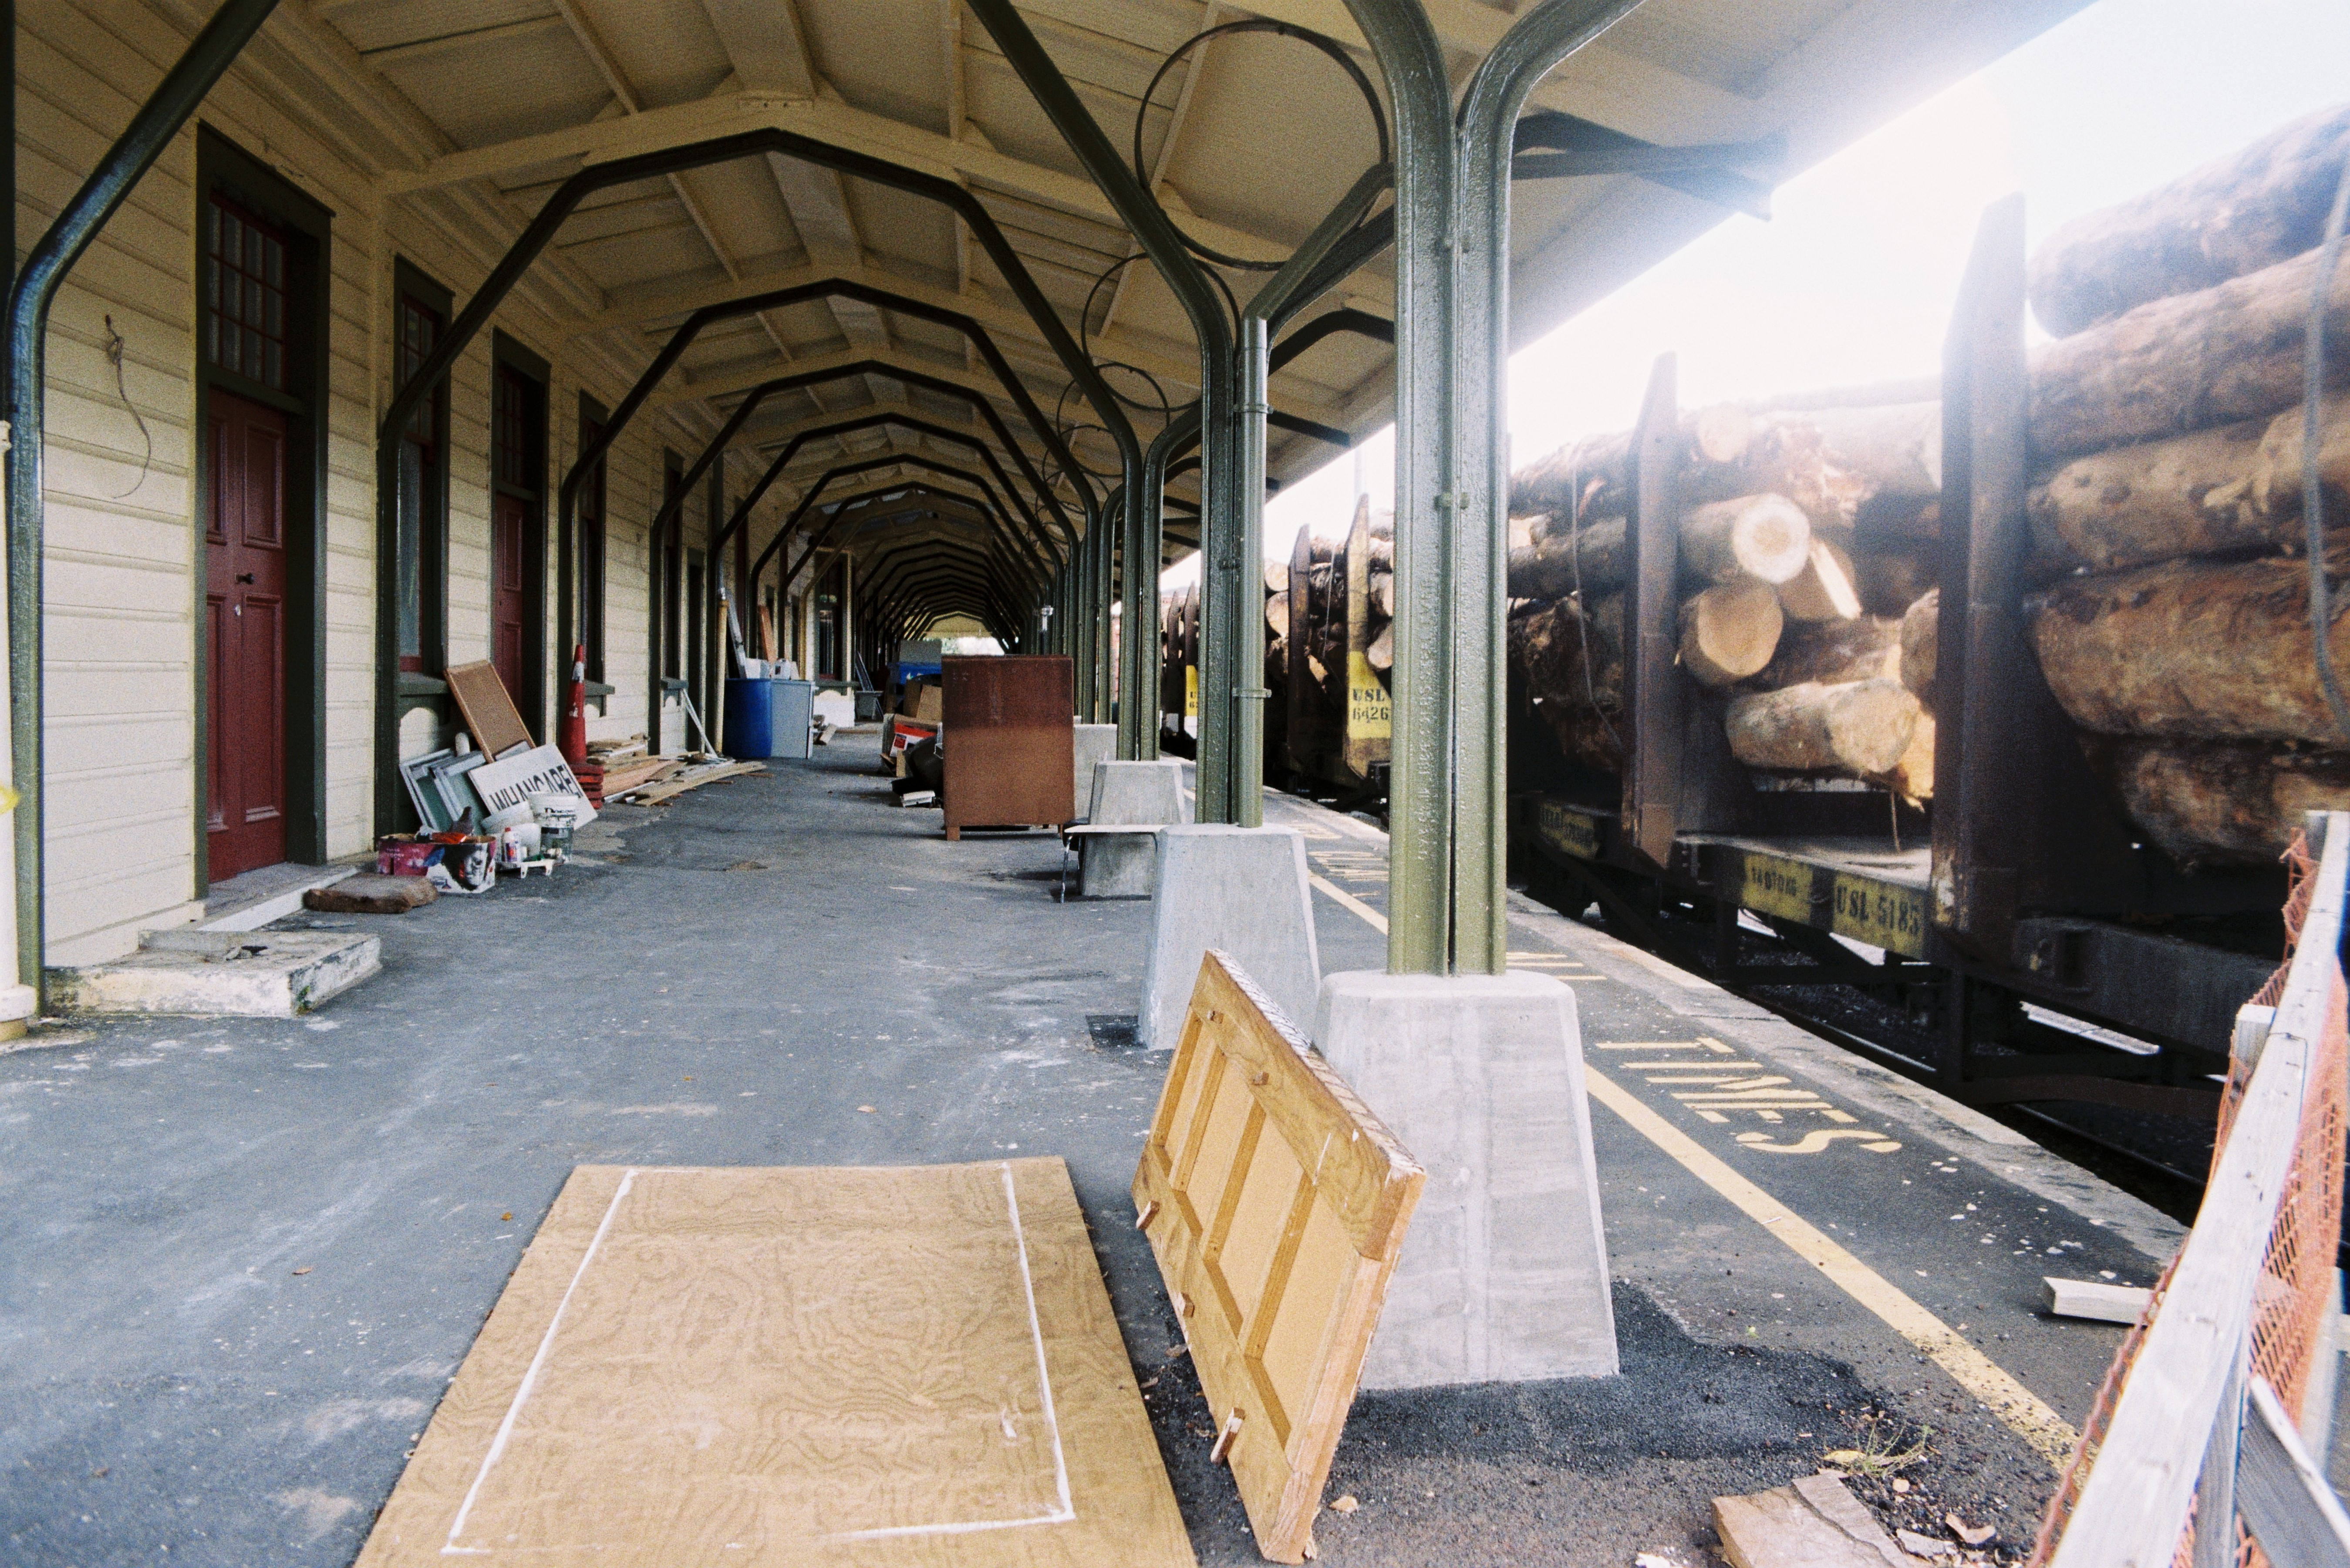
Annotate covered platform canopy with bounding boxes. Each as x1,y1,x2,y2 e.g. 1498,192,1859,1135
303,0,2082,599
0,0,2097,996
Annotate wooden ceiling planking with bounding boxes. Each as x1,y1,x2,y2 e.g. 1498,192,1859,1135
795,0,954,135
561,0,738,109
837,181,960,278
1601,0,1860,101
367,30,610,150
1015,0,1205,63
1158,42,1386,258
324,0,559,56
300,0,2101,500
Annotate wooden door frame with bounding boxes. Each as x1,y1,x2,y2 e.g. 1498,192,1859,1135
685,548,706,728
490,332,550,739
652,451,681,750
557,394,610,716
193,127,332,886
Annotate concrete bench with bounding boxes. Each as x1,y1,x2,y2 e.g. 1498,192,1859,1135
1065,760,1187,898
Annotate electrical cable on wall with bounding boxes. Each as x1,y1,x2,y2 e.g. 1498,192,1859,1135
101,315,153,502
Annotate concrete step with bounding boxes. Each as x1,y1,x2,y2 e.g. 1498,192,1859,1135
47,929,381,1017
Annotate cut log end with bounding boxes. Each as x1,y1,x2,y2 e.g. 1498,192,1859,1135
1681,494,1814,586
1899,589,1939,710
1681,582,1784,687
1778,538,1862,622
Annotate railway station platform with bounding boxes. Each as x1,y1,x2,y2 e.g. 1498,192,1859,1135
0,742,2193,1566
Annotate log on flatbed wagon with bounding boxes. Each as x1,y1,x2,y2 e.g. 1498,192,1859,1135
2095,736,2350,865
1761,614,1902,690
1506,515,1628,600
1680,494,1812,585
2029,244,2350,461
2027,102,2350,337
2028,552,2350,745
1679,581,1784,687
1724,678,1922,777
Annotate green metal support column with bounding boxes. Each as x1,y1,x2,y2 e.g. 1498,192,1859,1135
6,0,283,993
1450,0,1647,971
1094,493,1122,726
1338,0,1455,975
1236,164,1392,830
1341,0,1644,976
1074,519,1098,716
1133,417,1194,764
1117,476,1151,759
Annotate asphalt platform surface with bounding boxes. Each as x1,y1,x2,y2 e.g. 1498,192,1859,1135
0,743,2184,1565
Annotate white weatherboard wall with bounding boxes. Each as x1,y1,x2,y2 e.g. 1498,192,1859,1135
18,0,780,966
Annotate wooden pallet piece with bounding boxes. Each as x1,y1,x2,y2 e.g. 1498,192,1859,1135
625,760,764,805
443,660,534,760
599,756,684,796
357,1159,1194,1567
1132,950,1426,1564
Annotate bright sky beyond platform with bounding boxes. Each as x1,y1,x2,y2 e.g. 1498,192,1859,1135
1189,0,2350,583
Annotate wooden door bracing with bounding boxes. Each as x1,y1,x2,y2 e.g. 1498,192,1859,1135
1133,951,1426,1564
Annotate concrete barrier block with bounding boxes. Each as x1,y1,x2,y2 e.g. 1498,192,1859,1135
1315,969,1618,1389
1072,724,1116,811
1088,760,1187,825
1079,761,1190,898
1138,826,1318,1048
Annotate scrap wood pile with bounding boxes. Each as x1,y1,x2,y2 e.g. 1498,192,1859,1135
583,737,759,805
1507,100,2350,865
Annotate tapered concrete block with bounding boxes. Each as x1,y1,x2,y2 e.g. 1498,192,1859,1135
1072,724,1116,812
1138,826,1318,1048
1079,760,1188,898
1315,970,1618,1389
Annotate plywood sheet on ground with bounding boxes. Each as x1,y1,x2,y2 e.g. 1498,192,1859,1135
1133,951,1426,1563
359,1159,1194,1568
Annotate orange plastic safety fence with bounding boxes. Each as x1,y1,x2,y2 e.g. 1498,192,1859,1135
2027,834,2348,1567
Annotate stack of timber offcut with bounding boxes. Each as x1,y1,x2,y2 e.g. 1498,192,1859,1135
1506,388,1944,798
2022,101,2350,865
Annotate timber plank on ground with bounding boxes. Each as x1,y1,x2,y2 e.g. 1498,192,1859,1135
625,761,765,804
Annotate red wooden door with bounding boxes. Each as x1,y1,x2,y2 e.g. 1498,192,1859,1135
492,492,527,705
206,389,288,881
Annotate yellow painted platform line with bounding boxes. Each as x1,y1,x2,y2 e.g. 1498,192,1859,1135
1309,873,1390,933
1305,875,2080,1467
1581,1067,2078,1466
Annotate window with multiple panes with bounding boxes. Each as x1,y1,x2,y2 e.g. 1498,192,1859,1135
395,291,445,673
493,369,529,491
205,198,287,391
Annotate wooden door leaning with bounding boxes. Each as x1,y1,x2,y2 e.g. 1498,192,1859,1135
1133,950,1426,1564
